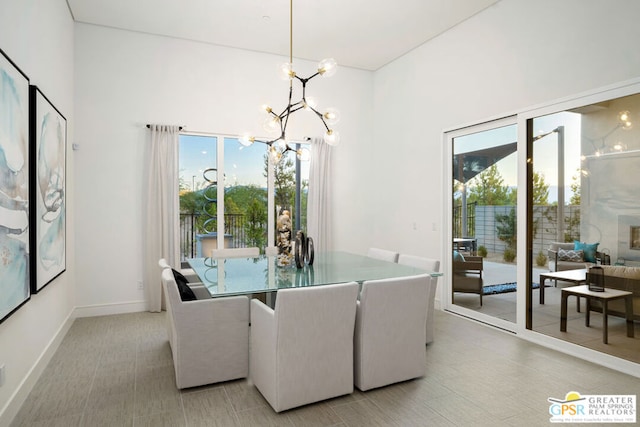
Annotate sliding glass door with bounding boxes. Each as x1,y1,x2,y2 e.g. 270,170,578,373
526,90,640,364
445,81,640,369
447,117,518,329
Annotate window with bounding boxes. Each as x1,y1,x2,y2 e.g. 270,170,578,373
223,137,268,250
179,134,217,259
178,134,309,259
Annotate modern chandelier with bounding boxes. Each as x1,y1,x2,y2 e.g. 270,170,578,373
240,0,340,162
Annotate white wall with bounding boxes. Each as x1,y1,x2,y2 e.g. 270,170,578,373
73,24,373,311
3,0,640,421
0,0,75,423
333,0,640,263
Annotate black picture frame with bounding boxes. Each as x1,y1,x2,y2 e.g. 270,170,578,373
0,48,31,324
29,85,67,293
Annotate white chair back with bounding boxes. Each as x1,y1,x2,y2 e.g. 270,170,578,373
397,254,440,272
398,254,440,344
354,274,429,391
367,247,399,263
264,246,279,256
211,247,260,258
250,281,359,412
161,269,249,389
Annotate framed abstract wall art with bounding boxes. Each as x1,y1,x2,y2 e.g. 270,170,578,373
0,48,31,323
29,86,66,293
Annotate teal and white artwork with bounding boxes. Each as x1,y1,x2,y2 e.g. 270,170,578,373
31,86,66,292
0,48,30,323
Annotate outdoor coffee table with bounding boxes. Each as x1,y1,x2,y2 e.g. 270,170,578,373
560,285,634,344
538,269,587,305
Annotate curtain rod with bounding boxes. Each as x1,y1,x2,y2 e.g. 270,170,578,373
146,124,184,131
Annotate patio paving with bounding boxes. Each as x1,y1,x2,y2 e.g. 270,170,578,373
451,260,640,364
482,260,546,287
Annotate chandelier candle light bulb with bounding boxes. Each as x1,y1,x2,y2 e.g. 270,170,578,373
618,110,633,130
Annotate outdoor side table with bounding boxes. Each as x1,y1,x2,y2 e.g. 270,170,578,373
560,285,634,344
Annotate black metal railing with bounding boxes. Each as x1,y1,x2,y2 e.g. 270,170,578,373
179,213,248,259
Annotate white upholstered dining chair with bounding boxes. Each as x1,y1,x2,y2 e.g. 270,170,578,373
367,247,399,263
158,258,210,300
161,268,250,389
354,274,429,391
397,254,441,344
210,247,260,258
250,281,359,412
157,257,201,284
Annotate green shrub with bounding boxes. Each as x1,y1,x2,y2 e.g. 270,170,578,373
478,245,488,258
503,248,516,262
536,250,548,267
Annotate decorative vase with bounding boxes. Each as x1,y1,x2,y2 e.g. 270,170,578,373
294,230,314,268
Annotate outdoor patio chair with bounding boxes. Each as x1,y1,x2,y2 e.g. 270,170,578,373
452,255,483,306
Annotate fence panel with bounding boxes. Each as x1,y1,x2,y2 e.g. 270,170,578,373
472,205,581,257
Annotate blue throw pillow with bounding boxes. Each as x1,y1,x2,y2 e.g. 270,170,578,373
574,241,599,263
453,250,466,262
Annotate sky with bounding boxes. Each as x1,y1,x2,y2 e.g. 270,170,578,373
179,134,310,190
453,112,582,203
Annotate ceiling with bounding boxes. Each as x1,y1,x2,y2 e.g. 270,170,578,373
67,0,498,71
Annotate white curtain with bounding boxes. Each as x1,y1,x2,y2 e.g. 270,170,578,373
143,124,181,312
307,138,333,252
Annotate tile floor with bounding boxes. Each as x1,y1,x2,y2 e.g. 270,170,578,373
11,310,639,426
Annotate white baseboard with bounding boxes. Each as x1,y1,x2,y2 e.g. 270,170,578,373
0,311,75,427
74,300,147,318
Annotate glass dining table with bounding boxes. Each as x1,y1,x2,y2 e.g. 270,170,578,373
187,251,440,297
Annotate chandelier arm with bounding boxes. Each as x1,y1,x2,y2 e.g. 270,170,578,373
289,105,306,114
307,105,327,121
602,123,622,140
282,110,291,137
280,80,295,129
306,72,321,80
268,110,281,120
298,78,308,103
276,108,289,120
